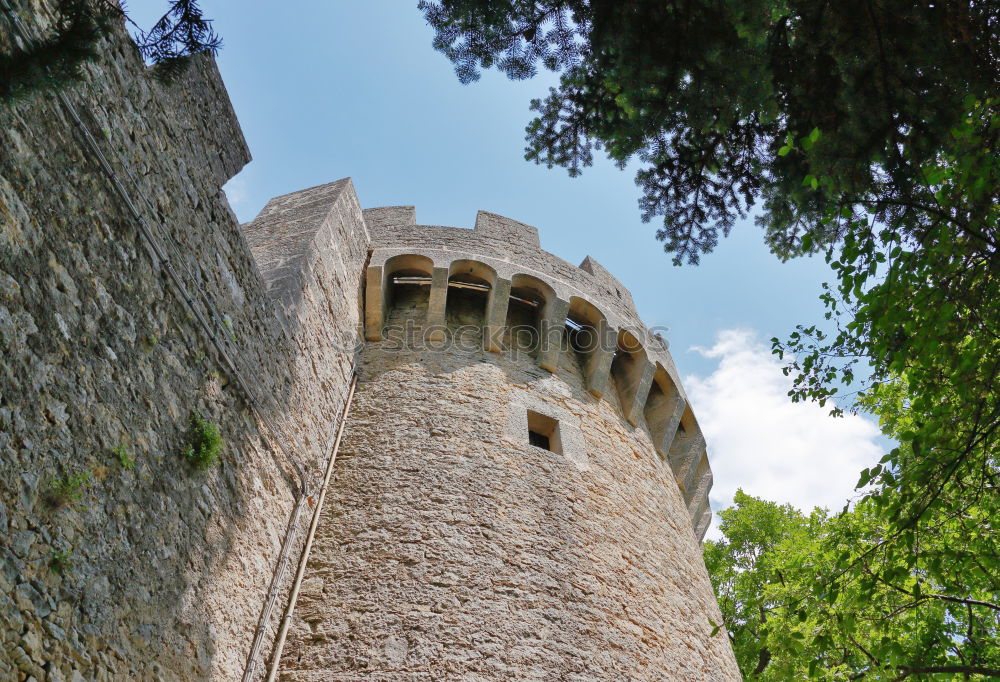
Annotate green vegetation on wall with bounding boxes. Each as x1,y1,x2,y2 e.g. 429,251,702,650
181,412,222,470
44,471,90,509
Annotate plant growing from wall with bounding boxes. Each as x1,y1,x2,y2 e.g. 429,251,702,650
112,442,134,469
44,471,90,509
0,0,114,102
0,0,221,102
48,547,73,574
181,411,222,470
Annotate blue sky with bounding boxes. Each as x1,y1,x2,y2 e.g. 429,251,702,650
130,1,885,526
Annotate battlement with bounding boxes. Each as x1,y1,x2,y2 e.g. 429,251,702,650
364,206,542,249
579,255,635,309
473,210,541,247
363,205,416,230
359,201,714,540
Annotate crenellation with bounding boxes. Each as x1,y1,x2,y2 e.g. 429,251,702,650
473,209,542,248
366,220,687,403
579,254,636,310
363,205,416,230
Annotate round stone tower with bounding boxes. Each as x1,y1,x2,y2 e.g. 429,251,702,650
277,206,740,680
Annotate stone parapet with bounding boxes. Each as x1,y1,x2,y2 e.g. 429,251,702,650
362,207,715,540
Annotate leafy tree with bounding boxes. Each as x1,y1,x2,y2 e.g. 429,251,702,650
0,0,221,102
421,0,999,571
707,485,1000,680
704,490,809,676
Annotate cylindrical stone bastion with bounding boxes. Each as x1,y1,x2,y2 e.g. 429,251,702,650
274,204,739,680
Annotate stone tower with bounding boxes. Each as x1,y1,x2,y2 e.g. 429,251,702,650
245,188,739,680
1,7,737,677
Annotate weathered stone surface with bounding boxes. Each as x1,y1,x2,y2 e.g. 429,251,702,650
1,7,363,681
277,288,740,680
364,210,716,533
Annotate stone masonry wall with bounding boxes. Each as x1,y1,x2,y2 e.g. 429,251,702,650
277,287,741,680
1,7,366,680
362,207,716,539
2,3,733,679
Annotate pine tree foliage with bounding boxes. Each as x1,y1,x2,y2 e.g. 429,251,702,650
0,0,113,102
132,0,221,83
421,0,996,265
0,0,221,101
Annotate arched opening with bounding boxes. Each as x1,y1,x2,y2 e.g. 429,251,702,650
505,274,554,360
644,364,682,455
446,259,495,346
382,254,434,339
565,296,607,378
609,329,649,415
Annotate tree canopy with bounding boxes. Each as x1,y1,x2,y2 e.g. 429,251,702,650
707,483,999,680
421,0,996,262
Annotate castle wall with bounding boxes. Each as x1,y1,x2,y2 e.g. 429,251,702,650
277,286,741,680
3,6,735,680
1,10,365,681
362,208,683,403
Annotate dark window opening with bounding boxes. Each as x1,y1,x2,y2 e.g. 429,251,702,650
527,409,562,454
528,430,551,450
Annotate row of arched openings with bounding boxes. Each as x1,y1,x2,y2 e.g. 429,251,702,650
379,254,697,464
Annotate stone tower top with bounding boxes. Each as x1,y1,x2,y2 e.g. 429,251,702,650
340,194,715,540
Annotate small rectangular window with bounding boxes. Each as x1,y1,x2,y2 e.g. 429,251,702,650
528,430,551,450
527,409,561,454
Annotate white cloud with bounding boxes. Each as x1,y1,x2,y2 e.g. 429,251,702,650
684,328,883,540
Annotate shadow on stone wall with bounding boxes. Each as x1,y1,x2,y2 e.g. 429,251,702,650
0,15,362,681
